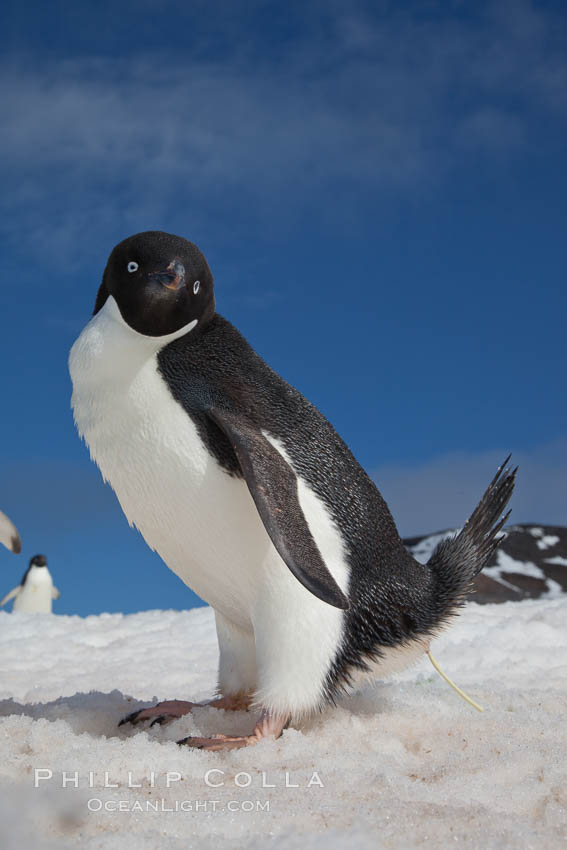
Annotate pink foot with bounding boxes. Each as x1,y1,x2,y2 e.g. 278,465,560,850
178,710,289,750
119,694,252,728
178,734,259,751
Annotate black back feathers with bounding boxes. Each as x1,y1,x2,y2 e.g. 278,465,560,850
427,457,517,614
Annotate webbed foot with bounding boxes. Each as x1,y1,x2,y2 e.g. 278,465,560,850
119,699,197,727
119,694,252,728
177,709,289,750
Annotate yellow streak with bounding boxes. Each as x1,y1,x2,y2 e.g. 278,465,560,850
427,651,484,713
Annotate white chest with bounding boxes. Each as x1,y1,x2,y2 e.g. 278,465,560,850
14,569,53,614
69,299,275,627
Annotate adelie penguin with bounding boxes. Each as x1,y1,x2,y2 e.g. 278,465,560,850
0,555,60,613
69,230,516,751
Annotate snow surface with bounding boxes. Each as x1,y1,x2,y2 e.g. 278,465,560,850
0,600,566,849
529,528,560,551
483,551,565,599
406,530,455,565
407,525,567,600
546,556,567,567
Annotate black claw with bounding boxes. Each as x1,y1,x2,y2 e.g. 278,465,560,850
118,709,146,727
177,736,200,748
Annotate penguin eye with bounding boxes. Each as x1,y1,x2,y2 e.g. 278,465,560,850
127,261,139,273
193,280,200,294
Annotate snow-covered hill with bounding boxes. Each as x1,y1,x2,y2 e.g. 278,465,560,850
405,524,567,603
0,596,566,849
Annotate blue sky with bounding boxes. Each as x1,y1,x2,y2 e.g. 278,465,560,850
1,0,565,616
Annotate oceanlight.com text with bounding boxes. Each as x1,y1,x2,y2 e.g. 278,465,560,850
87,798,270,813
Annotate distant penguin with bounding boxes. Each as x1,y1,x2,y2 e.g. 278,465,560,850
0,555,60,613
0,511,21,554
69,230,516,750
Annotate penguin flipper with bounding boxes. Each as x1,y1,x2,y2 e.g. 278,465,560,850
0,511,21,554
52,587,61,600
0,586,20,608
208,407,349,610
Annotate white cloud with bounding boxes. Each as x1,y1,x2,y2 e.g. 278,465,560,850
373,438,567,537
1,0,566,264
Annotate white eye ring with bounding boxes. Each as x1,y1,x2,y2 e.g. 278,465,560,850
127,261,138,273
193,280,200,294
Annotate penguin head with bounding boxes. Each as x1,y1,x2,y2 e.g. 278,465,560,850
21,554,48,585
30,554,47,568
94,231,215,338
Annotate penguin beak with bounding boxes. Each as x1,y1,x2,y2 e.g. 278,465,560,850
148,259,186,291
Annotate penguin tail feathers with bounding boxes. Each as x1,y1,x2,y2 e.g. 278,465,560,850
426,456,517,610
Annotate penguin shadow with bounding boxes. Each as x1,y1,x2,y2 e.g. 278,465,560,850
334,681,402,718
0,681,404,746
0,690,258,743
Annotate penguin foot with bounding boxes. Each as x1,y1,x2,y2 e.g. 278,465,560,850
177,709,289,750
118,694,252,728
119,700,197,727
177,734,258,751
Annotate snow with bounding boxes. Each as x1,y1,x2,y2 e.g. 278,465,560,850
408,526,567,599
483,550,565,599
406,530,455,564
1,600,566,849
528,528,561,550
546,556,567,567
529,528,561,551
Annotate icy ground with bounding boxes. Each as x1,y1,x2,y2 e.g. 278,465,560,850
0,599,566,849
